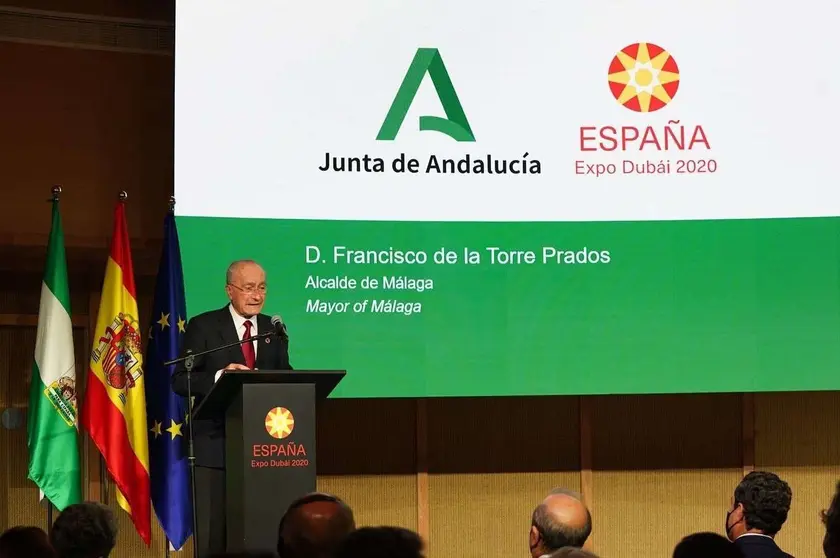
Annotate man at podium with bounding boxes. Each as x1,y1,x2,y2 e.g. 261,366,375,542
171,259,293,557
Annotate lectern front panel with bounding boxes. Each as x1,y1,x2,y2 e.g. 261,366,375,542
225,383,317,553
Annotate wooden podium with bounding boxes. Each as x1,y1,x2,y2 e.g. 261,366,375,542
192,369,345,554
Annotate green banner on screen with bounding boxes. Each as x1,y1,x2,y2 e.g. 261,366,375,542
178,216,840,397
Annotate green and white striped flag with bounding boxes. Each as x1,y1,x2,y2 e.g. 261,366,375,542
27,197,82,510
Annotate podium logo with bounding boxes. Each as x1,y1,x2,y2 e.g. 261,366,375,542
608,42,680,113
264,407,295,439
376,48,475,142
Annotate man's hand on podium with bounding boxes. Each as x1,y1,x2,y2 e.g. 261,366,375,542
215,363,251,382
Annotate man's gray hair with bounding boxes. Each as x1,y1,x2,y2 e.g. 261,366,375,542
226,259,259,284
531,487,592,550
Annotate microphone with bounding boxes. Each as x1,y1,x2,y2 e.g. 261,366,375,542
271,315,288,340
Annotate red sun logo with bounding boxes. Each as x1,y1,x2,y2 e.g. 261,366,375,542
608,43,680,112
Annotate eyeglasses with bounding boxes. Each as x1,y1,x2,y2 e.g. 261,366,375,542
228,283,267,295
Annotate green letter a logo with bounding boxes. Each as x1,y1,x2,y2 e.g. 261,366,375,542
376,48,475,142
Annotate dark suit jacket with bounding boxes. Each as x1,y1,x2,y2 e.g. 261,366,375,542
171,305,292,468
735,534,794,558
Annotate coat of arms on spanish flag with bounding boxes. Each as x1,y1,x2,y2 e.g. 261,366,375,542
80,195,151,545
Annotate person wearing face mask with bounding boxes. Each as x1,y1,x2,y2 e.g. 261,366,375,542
725,471,793,558
171,259,293,557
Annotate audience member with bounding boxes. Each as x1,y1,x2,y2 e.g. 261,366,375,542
822,481,840,558
0,526,55,558
725,471,793,558
277,492,355,558
16,477,840,558
547,546,599,558
335,526,423,558
50,501,118,558
674,532,743,558
529,488,592,558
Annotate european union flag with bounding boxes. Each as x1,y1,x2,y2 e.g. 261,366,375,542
145,209,192,549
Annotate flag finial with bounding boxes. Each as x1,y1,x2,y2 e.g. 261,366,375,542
118,190,128,202
50,185,62,201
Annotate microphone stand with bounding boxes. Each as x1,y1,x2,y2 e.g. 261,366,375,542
164,328,280,558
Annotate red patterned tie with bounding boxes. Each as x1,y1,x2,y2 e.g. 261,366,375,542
241,320,256,369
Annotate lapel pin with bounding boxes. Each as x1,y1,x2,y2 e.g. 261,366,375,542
265,337,271,344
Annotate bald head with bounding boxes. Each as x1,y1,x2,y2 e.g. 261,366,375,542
277,494,355,558
529,489,592,558
543,492,590,531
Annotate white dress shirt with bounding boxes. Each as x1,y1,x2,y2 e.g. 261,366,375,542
215,304,258,382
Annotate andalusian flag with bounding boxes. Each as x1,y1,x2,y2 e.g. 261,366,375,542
80,198,151,544
27,196,82,510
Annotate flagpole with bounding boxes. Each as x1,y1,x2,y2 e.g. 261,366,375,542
46,186,60,534
106,189,127,508
172,194,202,558
38,186,61,533
163,196,175,558
101,457,109,505
44,186,61,533
164,197,173,558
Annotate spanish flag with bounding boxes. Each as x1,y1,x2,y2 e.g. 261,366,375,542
80,198,151,544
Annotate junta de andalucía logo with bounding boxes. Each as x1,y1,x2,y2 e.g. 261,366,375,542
317,48,541,176
376,47,475,142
